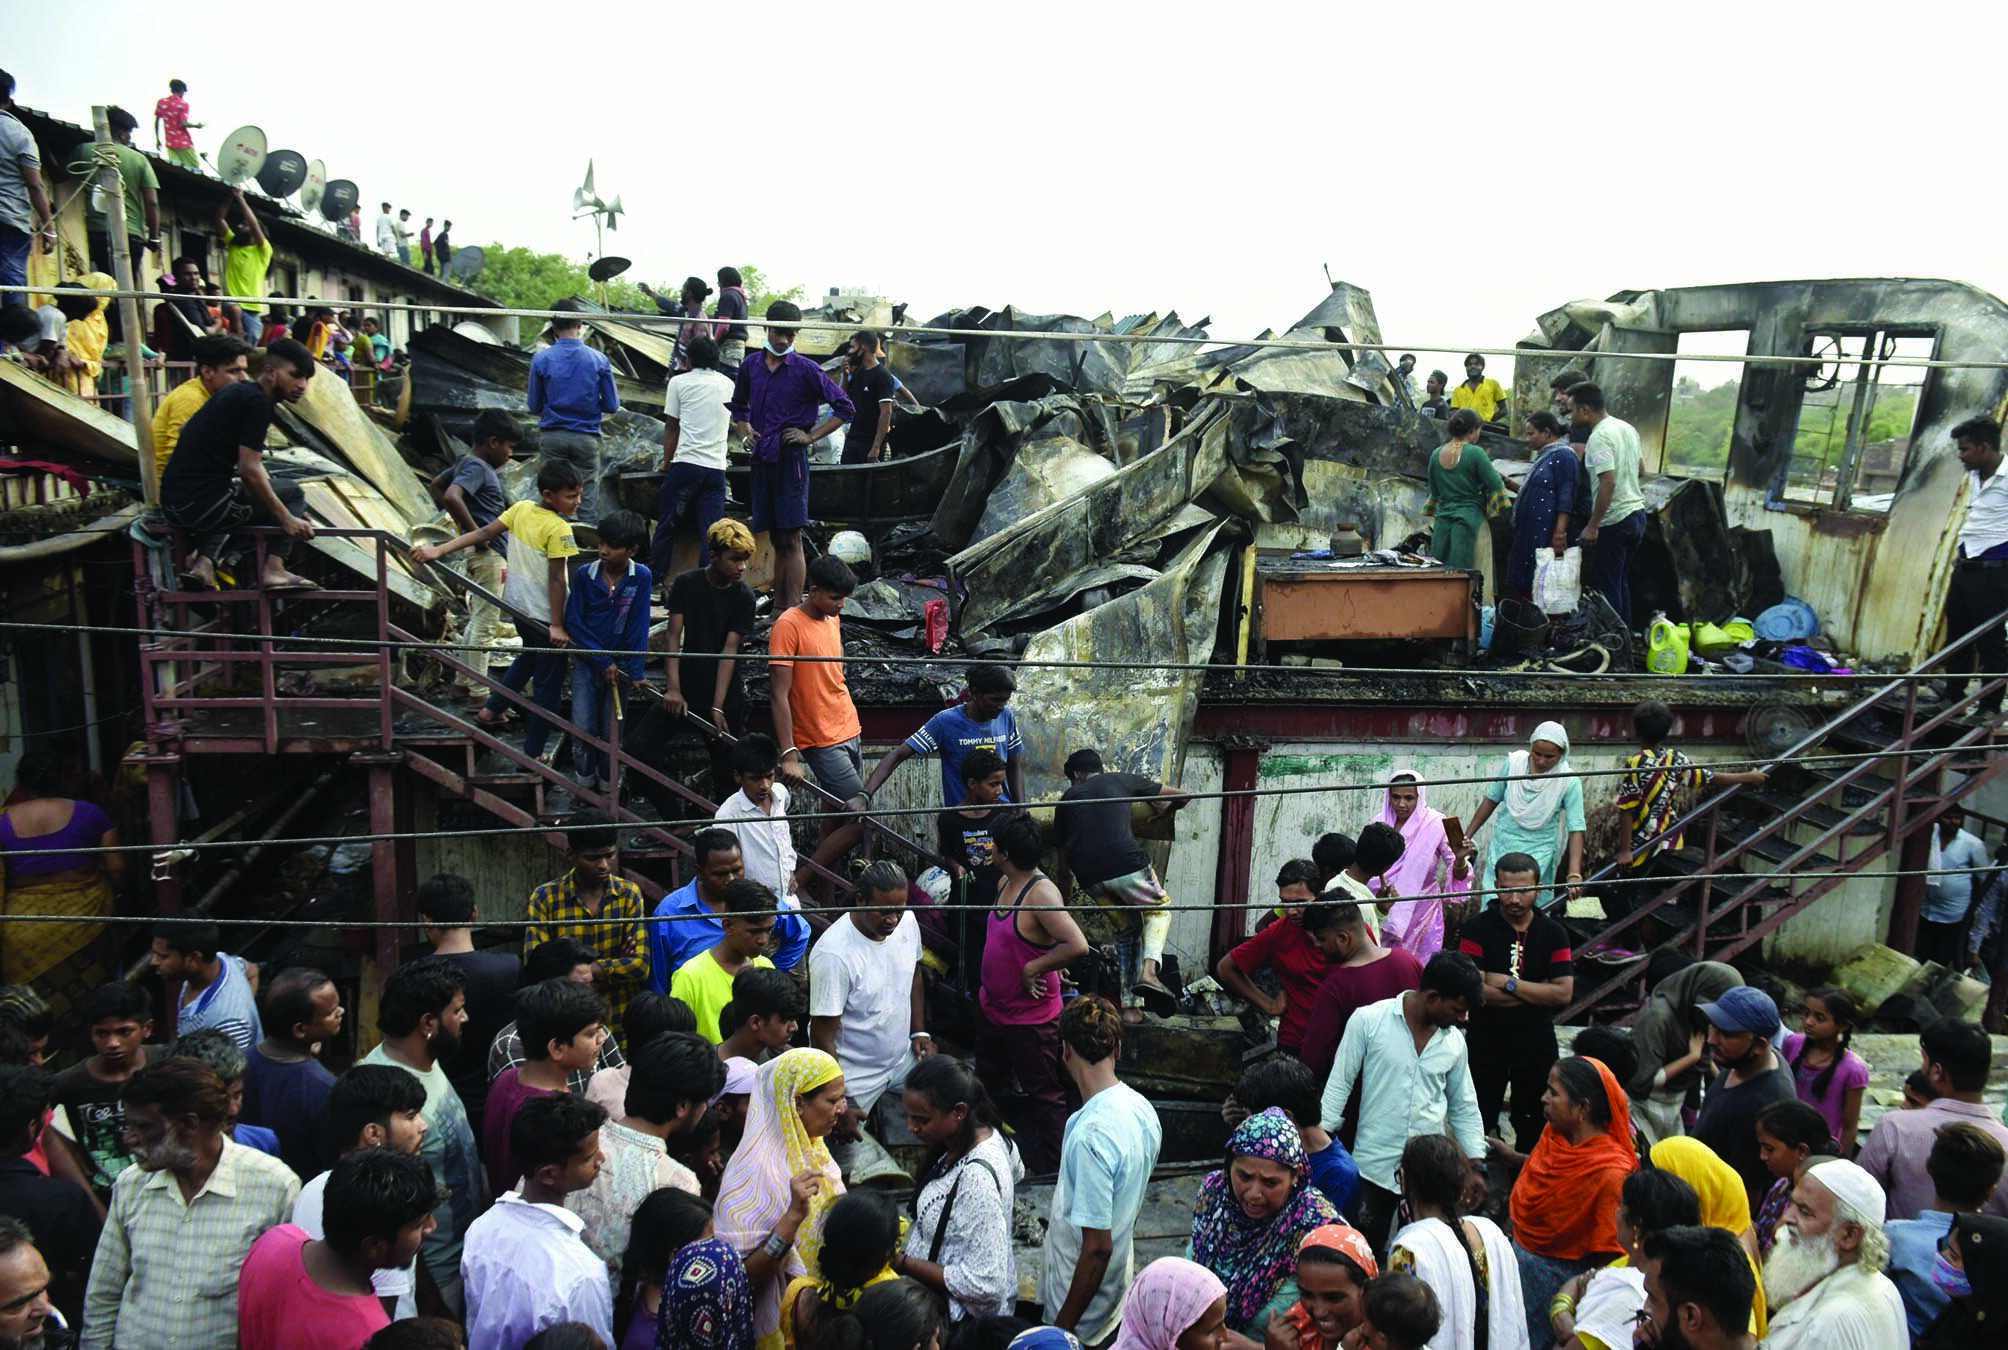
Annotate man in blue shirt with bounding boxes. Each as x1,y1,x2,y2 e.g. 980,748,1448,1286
528,308,621,525
725,300,853,613
1919,805,1990,967
647,828,809,987
859,663,1024,807
1884,1119,2004,1335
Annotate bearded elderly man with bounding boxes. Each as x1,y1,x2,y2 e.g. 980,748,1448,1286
1759,1157,1906,1350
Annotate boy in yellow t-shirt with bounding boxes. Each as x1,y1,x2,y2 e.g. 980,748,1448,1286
670,878,777,1042
1449,352,1510,424
412,458,581,759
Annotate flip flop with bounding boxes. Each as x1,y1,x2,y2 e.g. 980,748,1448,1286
177,566,217,591
1133,979,1179,1018
265,574,321,592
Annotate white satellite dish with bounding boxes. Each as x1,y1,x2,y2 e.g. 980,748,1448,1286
216,125,268,186
301,159,327,213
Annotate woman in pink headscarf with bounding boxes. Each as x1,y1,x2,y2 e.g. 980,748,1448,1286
1371,772,1470,962
1114,1257,1228,1350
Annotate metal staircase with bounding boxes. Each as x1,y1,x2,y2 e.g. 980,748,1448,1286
1561,610,2008,1023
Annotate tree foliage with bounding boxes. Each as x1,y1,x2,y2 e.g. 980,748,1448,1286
1664,374,1919,484
468,247,801,325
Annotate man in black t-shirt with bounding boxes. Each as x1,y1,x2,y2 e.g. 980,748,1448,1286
840,331,896,465
625,516,760,806
1053,746,1190,1014
1457,850,1575,1152
416,873,522,1135
158,336,317,590
937,748,1011,975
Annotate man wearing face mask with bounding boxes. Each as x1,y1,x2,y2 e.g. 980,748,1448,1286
1690,984,1795,1210
79,1058,300,1350
726,301,854,613
1760,1158,1906,1350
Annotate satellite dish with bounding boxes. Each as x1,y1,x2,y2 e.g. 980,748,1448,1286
300,159,327,213
588,256,631,282
216,125,268,186
256,149,308,199
447,245,485,281
320,179,359,224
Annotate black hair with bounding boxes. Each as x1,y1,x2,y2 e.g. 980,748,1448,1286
1922,1018,1992,1093
1905,1067,1939,1104
192,334,251,371
856,860,909,904
535,457,584,493
377,957,466,1037
1354,821,1406,876
1570,1025,1639,1094
1059,994,1122,1063
1398,1133,1467,1213
1550,371,1586,393
1621,1167,1702,1236
1755,1098,1835,1157
691,826,742,867
625,992,697,1045
1568,381,1607,413
1420,951,1485,1008
565,807,618,854
0,985,53,1041
681,275,713,299
524,937,596,985
0,1065,51,1147
724,967,799,1033
616,1189,714,1343
1927,1121,2007,1210
1493,851,1542,883
625,1030,725,1123
960,747,1008,787
1644,946,1697,989
124,1056,230,1126
816,1191,903,1302
1232,1056,1320,1124
1362,1272,1441,1350
686,335,719,371
732,734,780,776
824,1275,941,1350
263,966,335,1043
1792,986,1859,1101
1312,832,1356,876
1063,748,1105,778
364,1318,464,1350
904,1055,1004,1196
1554,1056,1615,1128
1303,899,1363,935
1276,858,1322,892
1427,369,1449,386
720,878,778,921
1632,699,1675,746
1297,1242,1374,1289
807,553,857,596
995,811,1043,870
0,303,39,346
850,330,883,353
0,70,15,102
415,873,477,926
717,266,742,288
471,408,522,447
154,908,220,959
945,1315,1036,1350
596,509,649,552
765,300,802,324
329,1063,429,1150
1952,416,2002,452
514,979,609,1061
510,1093,608,1177
667,1104,722,1173
1445,408,1482,439
966,663,1015,695
322,1148,438,1255
0,1023,31,1066
521,1326,606,1350
1642,1226,1756,1336
263,336,316,378
107,105,138,133
1525,411,1565,437
83,980,152,1027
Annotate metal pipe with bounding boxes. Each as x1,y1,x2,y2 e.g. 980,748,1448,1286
86,106,159,507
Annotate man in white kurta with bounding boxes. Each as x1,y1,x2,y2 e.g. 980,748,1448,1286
1759,1159,1907,1350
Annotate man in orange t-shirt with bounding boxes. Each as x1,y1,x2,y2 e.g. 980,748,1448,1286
770,553,866,882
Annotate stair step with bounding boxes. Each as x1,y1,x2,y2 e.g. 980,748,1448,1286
1734,828,1841,872
1737,789,1870,836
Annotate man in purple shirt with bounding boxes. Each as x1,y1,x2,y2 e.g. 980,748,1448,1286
727,300,854,612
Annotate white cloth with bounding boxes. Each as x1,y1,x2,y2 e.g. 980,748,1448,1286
1806,1158,1887,1227
565,1121,701,1276
294,1168,418,1318
461,1192,613,1350
903,1130,1023,1322
806,911,922,1113
664,368,735,470
1924,827,1990,923
1389,1215,1529,1350
1586,415,1646,526
716,785,797,899
1761,1264,1907,1350
1039,1082,1162,1345
1572,1265,1645,1348
1961,467,2008,556
1503,722,1573,831
375,213,396,252
1318,995,1486,1191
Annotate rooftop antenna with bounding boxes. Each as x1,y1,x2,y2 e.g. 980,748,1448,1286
300,159,328,216
216,125,267,187
320,179,360,228
570,160,626,303
255,149,308,200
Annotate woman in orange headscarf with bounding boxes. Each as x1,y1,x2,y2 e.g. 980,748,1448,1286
1508,1055,1638,1348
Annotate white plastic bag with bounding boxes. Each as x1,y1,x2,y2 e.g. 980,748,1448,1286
1532,545,1583,615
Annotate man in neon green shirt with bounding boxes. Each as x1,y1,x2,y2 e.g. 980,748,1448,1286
212,187,272,344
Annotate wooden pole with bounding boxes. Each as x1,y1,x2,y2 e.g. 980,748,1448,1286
89,105,160,506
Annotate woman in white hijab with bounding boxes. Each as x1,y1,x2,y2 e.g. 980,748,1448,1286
1462,720,1586,894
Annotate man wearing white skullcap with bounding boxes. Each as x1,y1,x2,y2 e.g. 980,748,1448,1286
1759,1157,1908,1349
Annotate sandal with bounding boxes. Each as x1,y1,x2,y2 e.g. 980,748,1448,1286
265,573,321,592
1133,977,1179,1019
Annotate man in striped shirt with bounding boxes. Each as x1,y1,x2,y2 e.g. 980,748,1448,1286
149,909,262,1050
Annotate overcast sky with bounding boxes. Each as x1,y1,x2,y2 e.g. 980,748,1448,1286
8,2,2005,370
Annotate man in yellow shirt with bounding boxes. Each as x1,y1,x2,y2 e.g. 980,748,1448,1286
1449,353,1510,425
151,333,251,479
212,188,273,344
669,879,777,1042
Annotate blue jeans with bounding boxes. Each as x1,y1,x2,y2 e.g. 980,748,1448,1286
240,311,263,345
569,657,625,784
0,223,29,291
651,462,728,574
485,637,567,758
1590,509,1647,627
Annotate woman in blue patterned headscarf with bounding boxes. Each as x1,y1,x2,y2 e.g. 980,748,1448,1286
1187,1107,1341,1336
658,1236,755,1350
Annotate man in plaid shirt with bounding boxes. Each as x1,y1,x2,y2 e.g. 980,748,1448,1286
525,810,649,1047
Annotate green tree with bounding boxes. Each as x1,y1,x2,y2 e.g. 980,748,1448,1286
469,248,800,322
